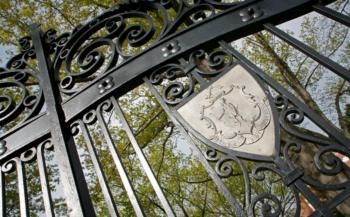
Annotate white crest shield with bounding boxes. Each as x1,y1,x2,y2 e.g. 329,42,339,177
177,65,276,157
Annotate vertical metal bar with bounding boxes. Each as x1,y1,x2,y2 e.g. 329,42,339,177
30,25,96,217
96,104,145,217
0,170,3,217
313,5,350,27
78,120,119,217
111,97,176,217
263,23,350,82
37,141,55,217
16,159,29,217
144,78,245,217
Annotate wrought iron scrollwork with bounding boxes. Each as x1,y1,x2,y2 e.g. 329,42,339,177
0,36,45,133
248,164,300,217
43,0,246,98
149,63,195,105
189,48,233,77
283,140,350,190
204,148,251,207
1,140,53,174
203,147,301,216
275,95,350,192
148,47,233,106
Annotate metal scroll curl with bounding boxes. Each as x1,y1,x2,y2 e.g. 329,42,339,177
52,2,170,97
249,164,300,217
275,95,350,191
47,0,248,97
149,63,196,105
148,48,233,106
0,37,44,133
189,48,233,77
1,139,53,174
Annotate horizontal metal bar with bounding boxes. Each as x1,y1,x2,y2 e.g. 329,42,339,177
0,113,46,140
264,23,350,81
313,5,350,27
62,0,316,122
0,115,50,161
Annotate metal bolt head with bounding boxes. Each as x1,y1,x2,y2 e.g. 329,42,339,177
98,77,114,95
162,40,180,58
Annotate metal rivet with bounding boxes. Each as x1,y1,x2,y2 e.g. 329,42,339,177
240,6,263,22
98,77,114,95
162,40,180,58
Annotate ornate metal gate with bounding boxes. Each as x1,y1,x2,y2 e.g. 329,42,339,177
1,0,350,216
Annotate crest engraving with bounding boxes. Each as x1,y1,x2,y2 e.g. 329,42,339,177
200,84,271,148
178,65,275,156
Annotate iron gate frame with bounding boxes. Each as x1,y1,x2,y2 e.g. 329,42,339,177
0,0,349,216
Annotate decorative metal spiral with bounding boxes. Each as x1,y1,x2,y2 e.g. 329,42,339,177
277,95,350,190
1,140,53,174
149,63,195,105
249,192,283,217
44,0,248,97
189,48,233,76
250,164,300,217
0,36,45,133
52,2,172,96
204,148,251,207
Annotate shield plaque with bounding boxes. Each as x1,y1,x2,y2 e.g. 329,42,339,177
177,65,277,157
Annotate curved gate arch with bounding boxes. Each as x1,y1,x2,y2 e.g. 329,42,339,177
1,0,350,216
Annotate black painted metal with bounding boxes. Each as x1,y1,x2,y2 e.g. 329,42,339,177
264,23,350,82
0,0,349,216
30,25,96,217
313,4,350,27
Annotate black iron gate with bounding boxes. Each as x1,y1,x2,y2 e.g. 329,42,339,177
1,0,350,216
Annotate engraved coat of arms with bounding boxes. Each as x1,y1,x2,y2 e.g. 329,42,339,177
200,85,271,148
178,65,276,156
